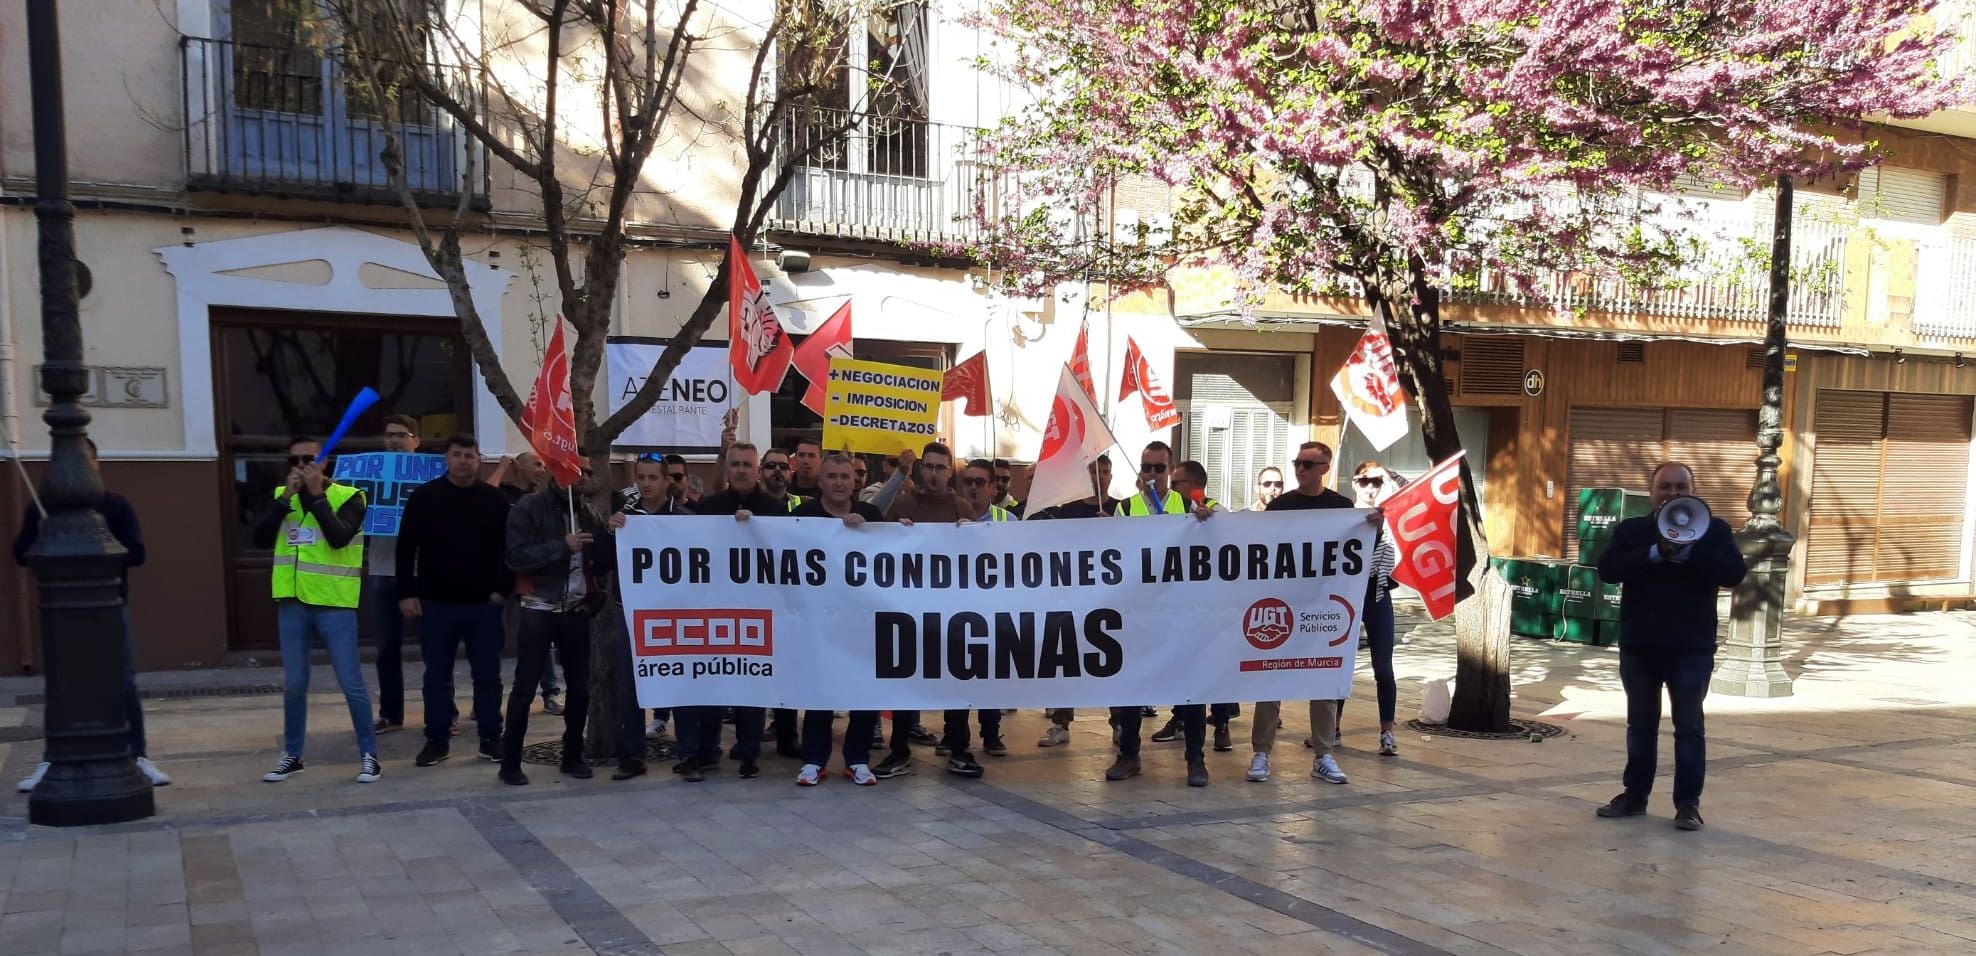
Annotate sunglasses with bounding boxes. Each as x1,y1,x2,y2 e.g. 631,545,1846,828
286,455,313,467
762,462,790,471
1355,476,1386,487
963,476,990,488
1140,462,1168,474
1260,480,1284,489
666,472,688,482
1294,459,1330,471
637,452,665,463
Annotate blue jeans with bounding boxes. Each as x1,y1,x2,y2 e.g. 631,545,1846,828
1352,588,1398,725
276,599,377,759
1619,647,1713,807
369,577,406,725
419,601,505,745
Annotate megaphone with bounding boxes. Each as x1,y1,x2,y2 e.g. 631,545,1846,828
1655,495,1711,545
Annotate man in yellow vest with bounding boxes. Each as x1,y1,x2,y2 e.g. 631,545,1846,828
1165,459,1240,753
252,436,379,784
1109,441,1214,787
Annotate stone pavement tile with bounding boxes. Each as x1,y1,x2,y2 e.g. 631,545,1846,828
660,941,739,956
55,924,127,955
124,921,194,952
723,936,805,956
0,909,64,956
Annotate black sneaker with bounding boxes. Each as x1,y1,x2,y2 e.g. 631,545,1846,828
1213,725,1233,752
499,767,530,786
1595,792,1648,818
1186,759,1209,788
739,759,760,779
983,735,1008,757
872,754,913,778
1674,805,1705,831
356,754,382,784
908,725,940,746
477,738,501,762
612,758,647,781
415,743,449,767
946,751,984,777
1150,718,1181,743
561,759,593,779
673,759,704,782
262,754,304,782
1140,706,1158,717
934,742,952,756
1104,757,1141,781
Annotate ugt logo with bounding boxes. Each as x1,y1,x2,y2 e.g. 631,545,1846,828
1242,598,1293,651
632,609,774,657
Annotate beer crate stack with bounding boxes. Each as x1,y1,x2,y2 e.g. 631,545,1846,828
1556,488,1649,645
1494,557,1567,639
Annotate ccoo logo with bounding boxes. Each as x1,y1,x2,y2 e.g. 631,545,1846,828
1242,598,1293,650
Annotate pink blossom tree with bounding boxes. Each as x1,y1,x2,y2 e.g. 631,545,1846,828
972,0,1968,730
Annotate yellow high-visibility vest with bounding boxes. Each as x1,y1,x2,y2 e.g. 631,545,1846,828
1120,489,1185,516
270,483,365,609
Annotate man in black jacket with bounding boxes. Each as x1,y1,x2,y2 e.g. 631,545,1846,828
12,438,170,790
499,466,611,785
1596,462,1748,832
397,436,514,768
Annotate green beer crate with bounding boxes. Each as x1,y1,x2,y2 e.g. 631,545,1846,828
1495,557,1565,615
1553,615,1600,644
1599,618,1624,647
1512,608,1557,638
1559,565,1620,623
1576,487,1651,542
1577,530,1611,566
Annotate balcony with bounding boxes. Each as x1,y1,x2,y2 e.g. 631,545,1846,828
180,36,485,206
771,106,987,244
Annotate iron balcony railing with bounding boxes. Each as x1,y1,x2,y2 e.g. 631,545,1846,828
772,106,988,244
181,36,486,205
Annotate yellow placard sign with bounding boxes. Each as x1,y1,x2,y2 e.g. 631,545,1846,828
821,357,945,455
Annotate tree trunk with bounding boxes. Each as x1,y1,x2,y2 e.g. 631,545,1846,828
585,604,626,761
1376,285,1515,733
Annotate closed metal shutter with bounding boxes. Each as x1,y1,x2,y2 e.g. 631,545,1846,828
1459,337,1526,396
1878,394,1971,582
1857,166,1946,225
1175,352,1298,510
1564,407,1665,557
1664,408,1759,532
1805,390,1972,586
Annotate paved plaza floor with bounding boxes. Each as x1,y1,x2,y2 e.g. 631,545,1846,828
0,611,1970,955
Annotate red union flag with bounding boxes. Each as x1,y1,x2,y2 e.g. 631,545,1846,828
1383,452,1465,620
520,319,585,487
1026,364,1120,512
943,350,991,416
1068,321,1097,402
1330,313,1408,451
793,300,852,414
1117,337,1180,430
728,235,794,395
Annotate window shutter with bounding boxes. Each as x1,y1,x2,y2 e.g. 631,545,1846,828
1564,407,1665,557
1857,166,1946,225
1805,390,1887,586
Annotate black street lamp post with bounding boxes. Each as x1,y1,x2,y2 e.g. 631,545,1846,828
1714,175,1797,698
23,0,155,826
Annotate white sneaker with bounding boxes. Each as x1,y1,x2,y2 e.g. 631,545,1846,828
1379,731,1398,756
846,763,877,786
16,761,48,793
1313,754,1348,784
135,757,171,787
646,718,667,739
356,753,382,784
1246,753,1271,782
795,764,823,787
1038,725,1070,748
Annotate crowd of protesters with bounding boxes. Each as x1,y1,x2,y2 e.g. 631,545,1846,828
12,416,1408,794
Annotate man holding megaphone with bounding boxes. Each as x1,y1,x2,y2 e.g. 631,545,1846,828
1595,462,1747,832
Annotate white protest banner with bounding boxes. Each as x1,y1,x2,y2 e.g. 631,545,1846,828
606,338,733,453
331,452,446,536
616,510,1374,709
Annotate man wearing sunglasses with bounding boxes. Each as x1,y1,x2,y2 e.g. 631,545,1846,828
624,453,693,516
760,448,804,512
1251,441,1363,786
991,459,1025,517
253,436,380,784
1249,466,1285,511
